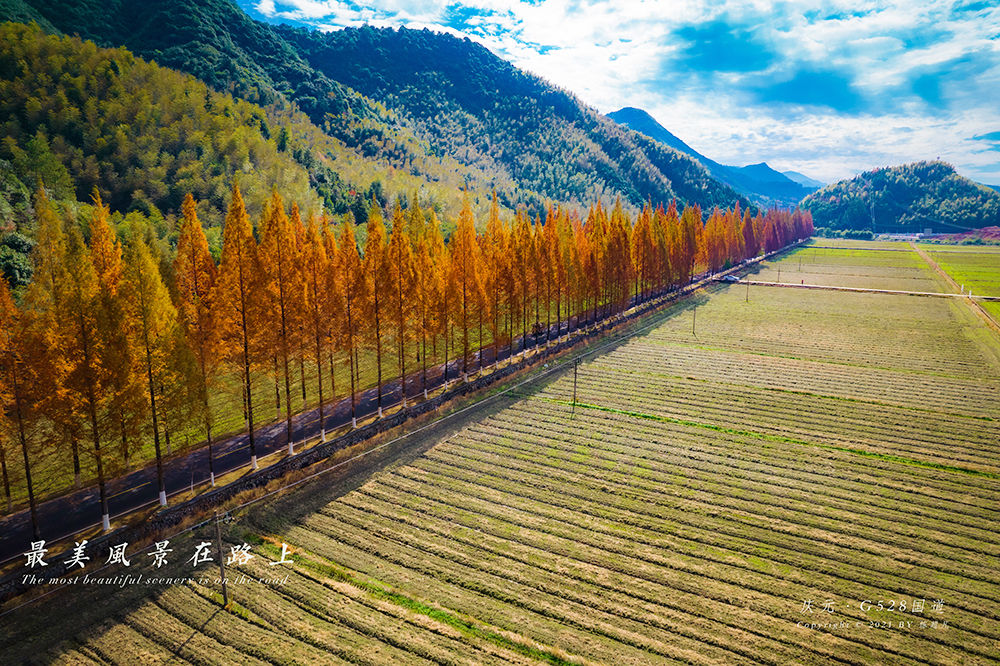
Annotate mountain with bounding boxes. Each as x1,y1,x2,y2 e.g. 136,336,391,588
602,107,710,164
0,22,319,224
607,107,818,207
8,0,747,214
801,161,1000,233
266,23,745,212
783,170,824,188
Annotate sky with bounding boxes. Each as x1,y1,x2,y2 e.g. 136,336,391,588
239,0,1000,185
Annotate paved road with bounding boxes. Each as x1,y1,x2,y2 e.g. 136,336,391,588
0,317,585,564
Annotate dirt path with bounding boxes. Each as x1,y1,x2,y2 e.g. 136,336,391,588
910,242,1000,334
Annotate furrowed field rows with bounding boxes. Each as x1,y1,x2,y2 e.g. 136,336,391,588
363,463,993,666
225,550,538,665
427,428,1000,618
283,521,700,665
397,417,1000,652
592,341,1000,418
310,422,992,660
539,374,1000,474
327,487,842,665
753,247,950,291
650,288,999,379
475,404,1000,555
513,398,999,514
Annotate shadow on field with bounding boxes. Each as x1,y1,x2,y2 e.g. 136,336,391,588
244,284,713,537
0,276,717,663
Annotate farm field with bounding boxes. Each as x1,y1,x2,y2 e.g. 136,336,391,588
3,246,999,664
922,247,1000,322
752,243,953,292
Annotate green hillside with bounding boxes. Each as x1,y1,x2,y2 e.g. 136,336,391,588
0,22,318,226
8,0,746,213
801,161,1000,234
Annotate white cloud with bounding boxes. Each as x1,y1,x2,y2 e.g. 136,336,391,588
245,0,1000,183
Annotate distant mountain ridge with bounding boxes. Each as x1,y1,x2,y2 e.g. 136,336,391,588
801,161,1000,233
6,0,749,214
783,171,824,189
607,107,818,207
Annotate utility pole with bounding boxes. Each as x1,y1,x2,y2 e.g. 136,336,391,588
214,511,229,608
746,278,750,303
572,358,579,417
692,305,697,336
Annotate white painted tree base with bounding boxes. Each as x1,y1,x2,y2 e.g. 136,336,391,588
251,455,258,470
158,490,167,507
210,472,216,486
288,442,294,455
102,514,110,532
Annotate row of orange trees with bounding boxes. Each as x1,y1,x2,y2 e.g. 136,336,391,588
0,184,813,536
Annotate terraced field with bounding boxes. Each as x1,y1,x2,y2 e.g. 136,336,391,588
3,245,999,664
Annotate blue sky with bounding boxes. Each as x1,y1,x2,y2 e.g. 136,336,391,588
240,0,1000,185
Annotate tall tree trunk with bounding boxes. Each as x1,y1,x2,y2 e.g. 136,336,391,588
273,354,281,421
11,362,39,538
69,425,80,489
314,331,325,442
79,318,110,532
347,299,357,428
160,385,171,456
240,305,256,470
142,337,166,507
200,363,215,486
280,308,294,455
374,286,383,417
421,304,428,398
0,441,10,514
119,412,128,472
299,340,307,408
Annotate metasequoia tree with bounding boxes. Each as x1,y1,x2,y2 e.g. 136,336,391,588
60,225,113,530
338,213,366,427
302,213,330,441
387,202,415,406
4,175,815,517
363,200,389,417
0,276,39,535
259,190,303,453
217,184,260,469
173,194,220,484
123,239,178,506
449,198,483,380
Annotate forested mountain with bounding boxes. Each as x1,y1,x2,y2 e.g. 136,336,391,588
5,0,746,213
801,161,1000,233
0,23,319,222
607,107,817,207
